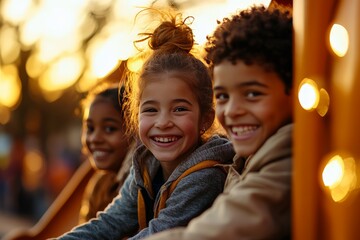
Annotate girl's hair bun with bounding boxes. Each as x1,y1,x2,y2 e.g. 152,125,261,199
149,14,194,54
135,9,195,54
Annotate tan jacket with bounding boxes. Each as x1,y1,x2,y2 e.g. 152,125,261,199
145,124,293,240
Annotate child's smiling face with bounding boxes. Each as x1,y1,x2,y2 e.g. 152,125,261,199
139,72,202,175
83,97,129,172
213,60,293,158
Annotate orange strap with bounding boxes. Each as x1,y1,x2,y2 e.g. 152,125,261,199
137,160,220,230
137,165,154,231
137,189,147,230
154,160,220,218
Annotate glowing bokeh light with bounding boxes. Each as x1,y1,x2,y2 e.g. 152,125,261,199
19,10,44,48
41,8,75,39
24,150,44,173
1,0,33,25
298,78,320,111
0,26,21,64
41,90,64,103
25,54,46,78
329,24,349,57
184,4,228,45
112,0,153,19
316,88,330,117
127,56,145,73
0,65,22,109
322,155,344,188
39,54,84,92
76,70,101,93
88,37,124,78
226,0,271,12
23,149,45,191
321,154,358,202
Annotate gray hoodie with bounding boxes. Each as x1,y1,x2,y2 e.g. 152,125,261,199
55,135,235,240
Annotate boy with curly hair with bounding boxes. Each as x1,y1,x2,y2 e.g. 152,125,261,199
145,4,293,240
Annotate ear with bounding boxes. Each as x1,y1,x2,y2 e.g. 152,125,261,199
201,109,215,133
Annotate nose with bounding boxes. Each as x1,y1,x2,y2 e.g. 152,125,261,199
87,129,104,144
224,96,246,118
154,112,174,129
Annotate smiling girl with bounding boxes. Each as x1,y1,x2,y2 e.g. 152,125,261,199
79,83,136,223
54,8,235,240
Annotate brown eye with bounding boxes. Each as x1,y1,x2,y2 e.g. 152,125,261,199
215,93,228,102
141,107,157,113
174,107,187,112
105,126,117,133
86,124,94,133
245,91,262,99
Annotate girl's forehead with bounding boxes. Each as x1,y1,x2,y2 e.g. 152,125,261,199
91,96,112,106
142,72,194,90
140,76,196,101
145,71,181,81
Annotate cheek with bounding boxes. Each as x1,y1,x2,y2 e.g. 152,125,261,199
138,120,147,135
117,137,129,149
256,104,273,119
215,106,225,125
138,120,150,143
256,101,288,131
183,121,199,134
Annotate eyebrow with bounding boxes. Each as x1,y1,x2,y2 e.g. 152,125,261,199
86,117,122,123
214,80,268,91
141,98,193,106
103,118,122,123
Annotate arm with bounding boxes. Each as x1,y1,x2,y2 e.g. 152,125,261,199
53,167,139,240
130,167,227,240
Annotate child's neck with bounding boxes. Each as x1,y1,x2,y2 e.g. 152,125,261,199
160,163,178,181
159,140,202,180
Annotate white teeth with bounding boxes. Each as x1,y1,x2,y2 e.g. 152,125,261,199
231,126,257,135
92,151,107,158
154,137,178,143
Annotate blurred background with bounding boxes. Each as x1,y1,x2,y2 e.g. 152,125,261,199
2,0,360,239
0,0,273,237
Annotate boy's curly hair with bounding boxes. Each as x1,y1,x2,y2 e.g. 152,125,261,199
205,4,293,92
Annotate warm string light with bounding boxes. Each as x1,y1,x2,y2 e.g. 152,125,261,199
329,23,349,57
321,154,358,202
298,78,330,117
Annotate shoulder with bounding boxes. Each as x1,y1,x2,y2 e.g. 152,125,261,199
195,135,235,162
176,165,227,188
252,124,293,164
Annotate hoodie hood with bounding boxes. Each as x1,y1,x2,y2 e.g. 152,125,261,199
133,134,235,187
